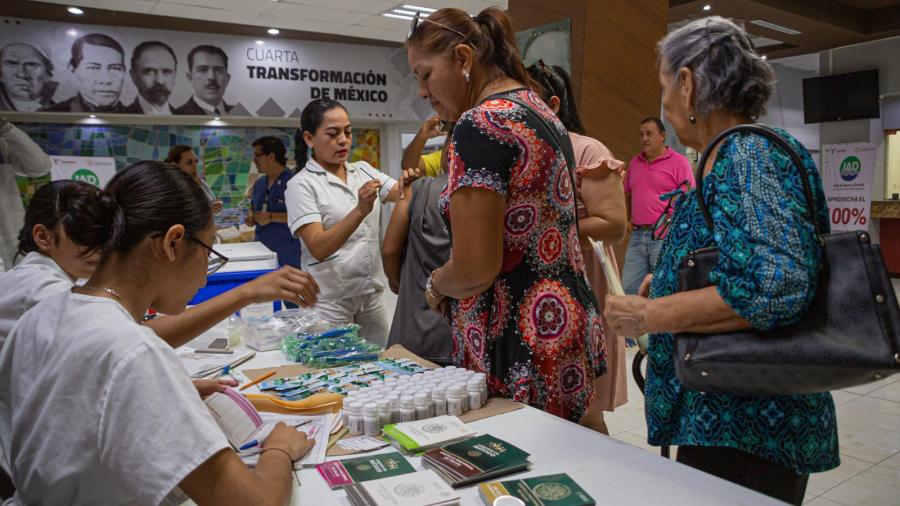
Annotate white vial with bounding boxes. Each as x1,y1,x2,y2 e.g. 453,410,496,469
414,391,433,420
410,373,424,383
467,379,483,410
363,402,381,436
384,377,398,388
454,383,469,412
387,393,402,423
377,399,392,427
474,373,488,403
399,395,416,422
423,370,436,379
431,385,447,417
346,401,364,436
371,380,385,389
446,385,464,416
443,366,458,374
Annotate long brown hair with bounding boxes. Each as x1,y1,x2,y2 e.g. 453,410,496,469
407,7,541,108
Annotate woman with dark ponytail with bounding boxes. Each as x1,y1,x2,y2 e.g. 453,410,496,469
285,99,419,347
0,180,108,346
0,161,315,505
527,61,629,433
408,7,607,425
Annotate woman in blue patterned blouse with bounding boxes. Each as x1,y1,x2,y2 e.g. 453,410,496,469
604,16,838,505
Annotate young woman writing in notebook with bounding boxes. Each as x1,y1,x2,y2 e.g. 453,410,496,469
0,162,313,505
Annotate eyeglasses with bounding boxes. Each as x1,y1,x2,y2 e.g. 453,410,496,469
408,11,474,46
188,235,229,275
652,180,692,241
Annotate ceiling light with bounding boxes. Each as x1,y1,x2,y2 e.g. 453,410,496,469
255,40,265,45
402,4,436,13
267,28,280,35
394,9,417,16
382,12,414,21
89,114,96,118
67,6,84,15
750,19,801,35
761,55,767,60
703,4,711,11
67,28,78,36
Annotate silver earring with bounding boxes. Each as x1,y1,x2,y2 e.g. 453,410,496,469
464,71,470,83
689,114,696,124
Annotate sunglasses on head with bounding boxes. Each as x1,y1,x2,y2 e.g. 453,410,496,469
408,10,474,46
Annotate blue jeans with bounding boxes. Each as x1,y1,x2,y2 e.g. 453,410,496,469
622,229,663,295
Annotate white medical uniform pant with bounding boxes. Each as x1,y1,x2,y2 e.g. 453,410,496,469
315,290,389,347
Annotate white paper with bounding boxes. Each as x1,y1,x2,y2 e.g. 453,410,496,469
237,412,334,468
177,349,255,378
336,436,390,452
589,238,624,296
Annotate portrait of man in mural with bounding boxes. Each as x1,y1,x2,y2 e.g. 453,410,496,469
0,40,58,112
45,33,127,113
175,44,232,116
124,41,178,114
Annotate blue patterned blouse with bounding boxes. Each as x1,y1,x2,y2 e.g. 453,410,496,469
646,128,840,474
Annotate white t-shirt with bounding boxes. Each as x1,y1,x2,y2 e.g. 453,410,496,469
0,291,229,506
285,159,396,300
0,251,74,349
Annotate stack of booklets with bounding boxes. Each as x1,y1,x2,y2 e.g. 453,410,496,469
381,416,476,454
422,434,531,487
478,474,595,506
316,452,416,489
345,469,460,506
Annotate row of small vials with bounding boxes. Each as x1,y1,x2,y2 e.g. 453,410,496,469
343,366,489,436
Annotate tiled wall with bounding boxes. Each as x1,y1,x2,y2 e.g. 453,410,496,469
14,123,381,227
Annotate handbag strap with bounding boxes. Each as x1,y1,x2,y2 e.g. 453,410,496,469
695,123,823,238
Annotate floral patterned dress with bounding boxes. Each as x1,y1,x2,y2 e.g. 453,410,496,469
646,128,839,474
440,89,606,422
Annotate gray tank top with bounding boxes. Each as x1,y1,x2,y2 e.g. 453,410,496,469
387,175,452,363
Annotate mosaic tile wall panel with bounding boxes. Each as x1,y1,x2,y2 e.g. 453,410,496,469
14,123,381,227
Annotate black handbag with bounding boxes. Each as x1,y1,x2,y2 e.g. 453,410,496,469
674,124,900,396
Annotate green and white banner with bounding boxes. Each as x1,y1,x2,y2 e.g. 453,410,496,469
821,142,877,232
49,155,116,188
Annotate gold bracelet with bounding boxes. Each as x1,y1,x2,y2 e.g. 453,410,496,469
261,447,294,462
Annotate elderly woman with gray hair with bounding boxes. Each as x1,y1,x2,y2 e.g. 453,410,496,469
604,16,837,505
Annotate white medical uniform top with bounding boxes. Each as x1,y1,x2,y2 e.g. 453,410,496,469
286,159,396,300
0,291,229,506
0,251,73,349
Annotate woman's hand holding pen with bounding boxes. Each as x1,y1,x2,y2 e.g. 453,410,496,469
262,422,315,462
356,180,381,216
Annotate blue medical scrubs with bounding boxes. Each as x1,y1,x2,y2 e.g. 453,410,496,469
251,169,302,269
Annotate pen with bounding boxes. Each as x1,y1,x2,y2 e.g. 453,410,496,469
238,420,312,451
240,370,276,391
216,365,231,379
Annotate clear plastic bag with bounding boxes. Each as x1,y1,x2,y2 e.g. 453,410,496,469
243,306,327,351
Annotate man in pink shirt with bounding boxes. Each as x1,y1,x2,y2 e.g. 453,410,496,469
622,117,694,295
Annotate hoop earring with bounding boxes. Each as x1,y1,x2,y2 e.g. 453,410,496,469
689,114,696,124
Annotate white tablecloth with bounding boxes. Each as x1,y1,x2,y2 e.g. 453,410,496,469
223,347,783,506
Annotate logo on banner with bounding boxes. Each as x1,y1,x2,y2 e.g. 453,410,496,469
840,156,861,182
72,168,100,186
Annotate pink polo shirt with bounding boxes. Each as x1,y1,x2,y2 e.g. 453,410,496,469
624,147,694,225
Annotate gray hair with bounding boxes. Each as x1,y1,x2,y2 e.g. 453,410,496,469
658,16,775,120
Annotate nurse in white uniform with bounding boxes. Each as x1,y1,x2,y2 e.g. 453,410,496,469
0,180,321,349
286,99,418,346
0,162,314,505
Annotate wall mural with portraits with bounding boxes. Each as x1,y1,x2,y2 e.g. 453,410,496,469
14,123,380,228
0,17,426,121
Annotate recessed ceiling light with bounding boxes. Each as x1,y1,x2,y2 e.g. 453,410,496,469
267,28,280,35
89,114,96,118
255,40,265,45
67,28,78,36
67,6,84,15
394,8,417,16
750,19,801,35
382,12,414,21
761,55,767,60
213,116,220,121
703,4,711,11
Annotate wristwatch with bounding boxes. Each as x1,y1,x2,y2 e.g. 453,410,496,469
425,269,445,302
